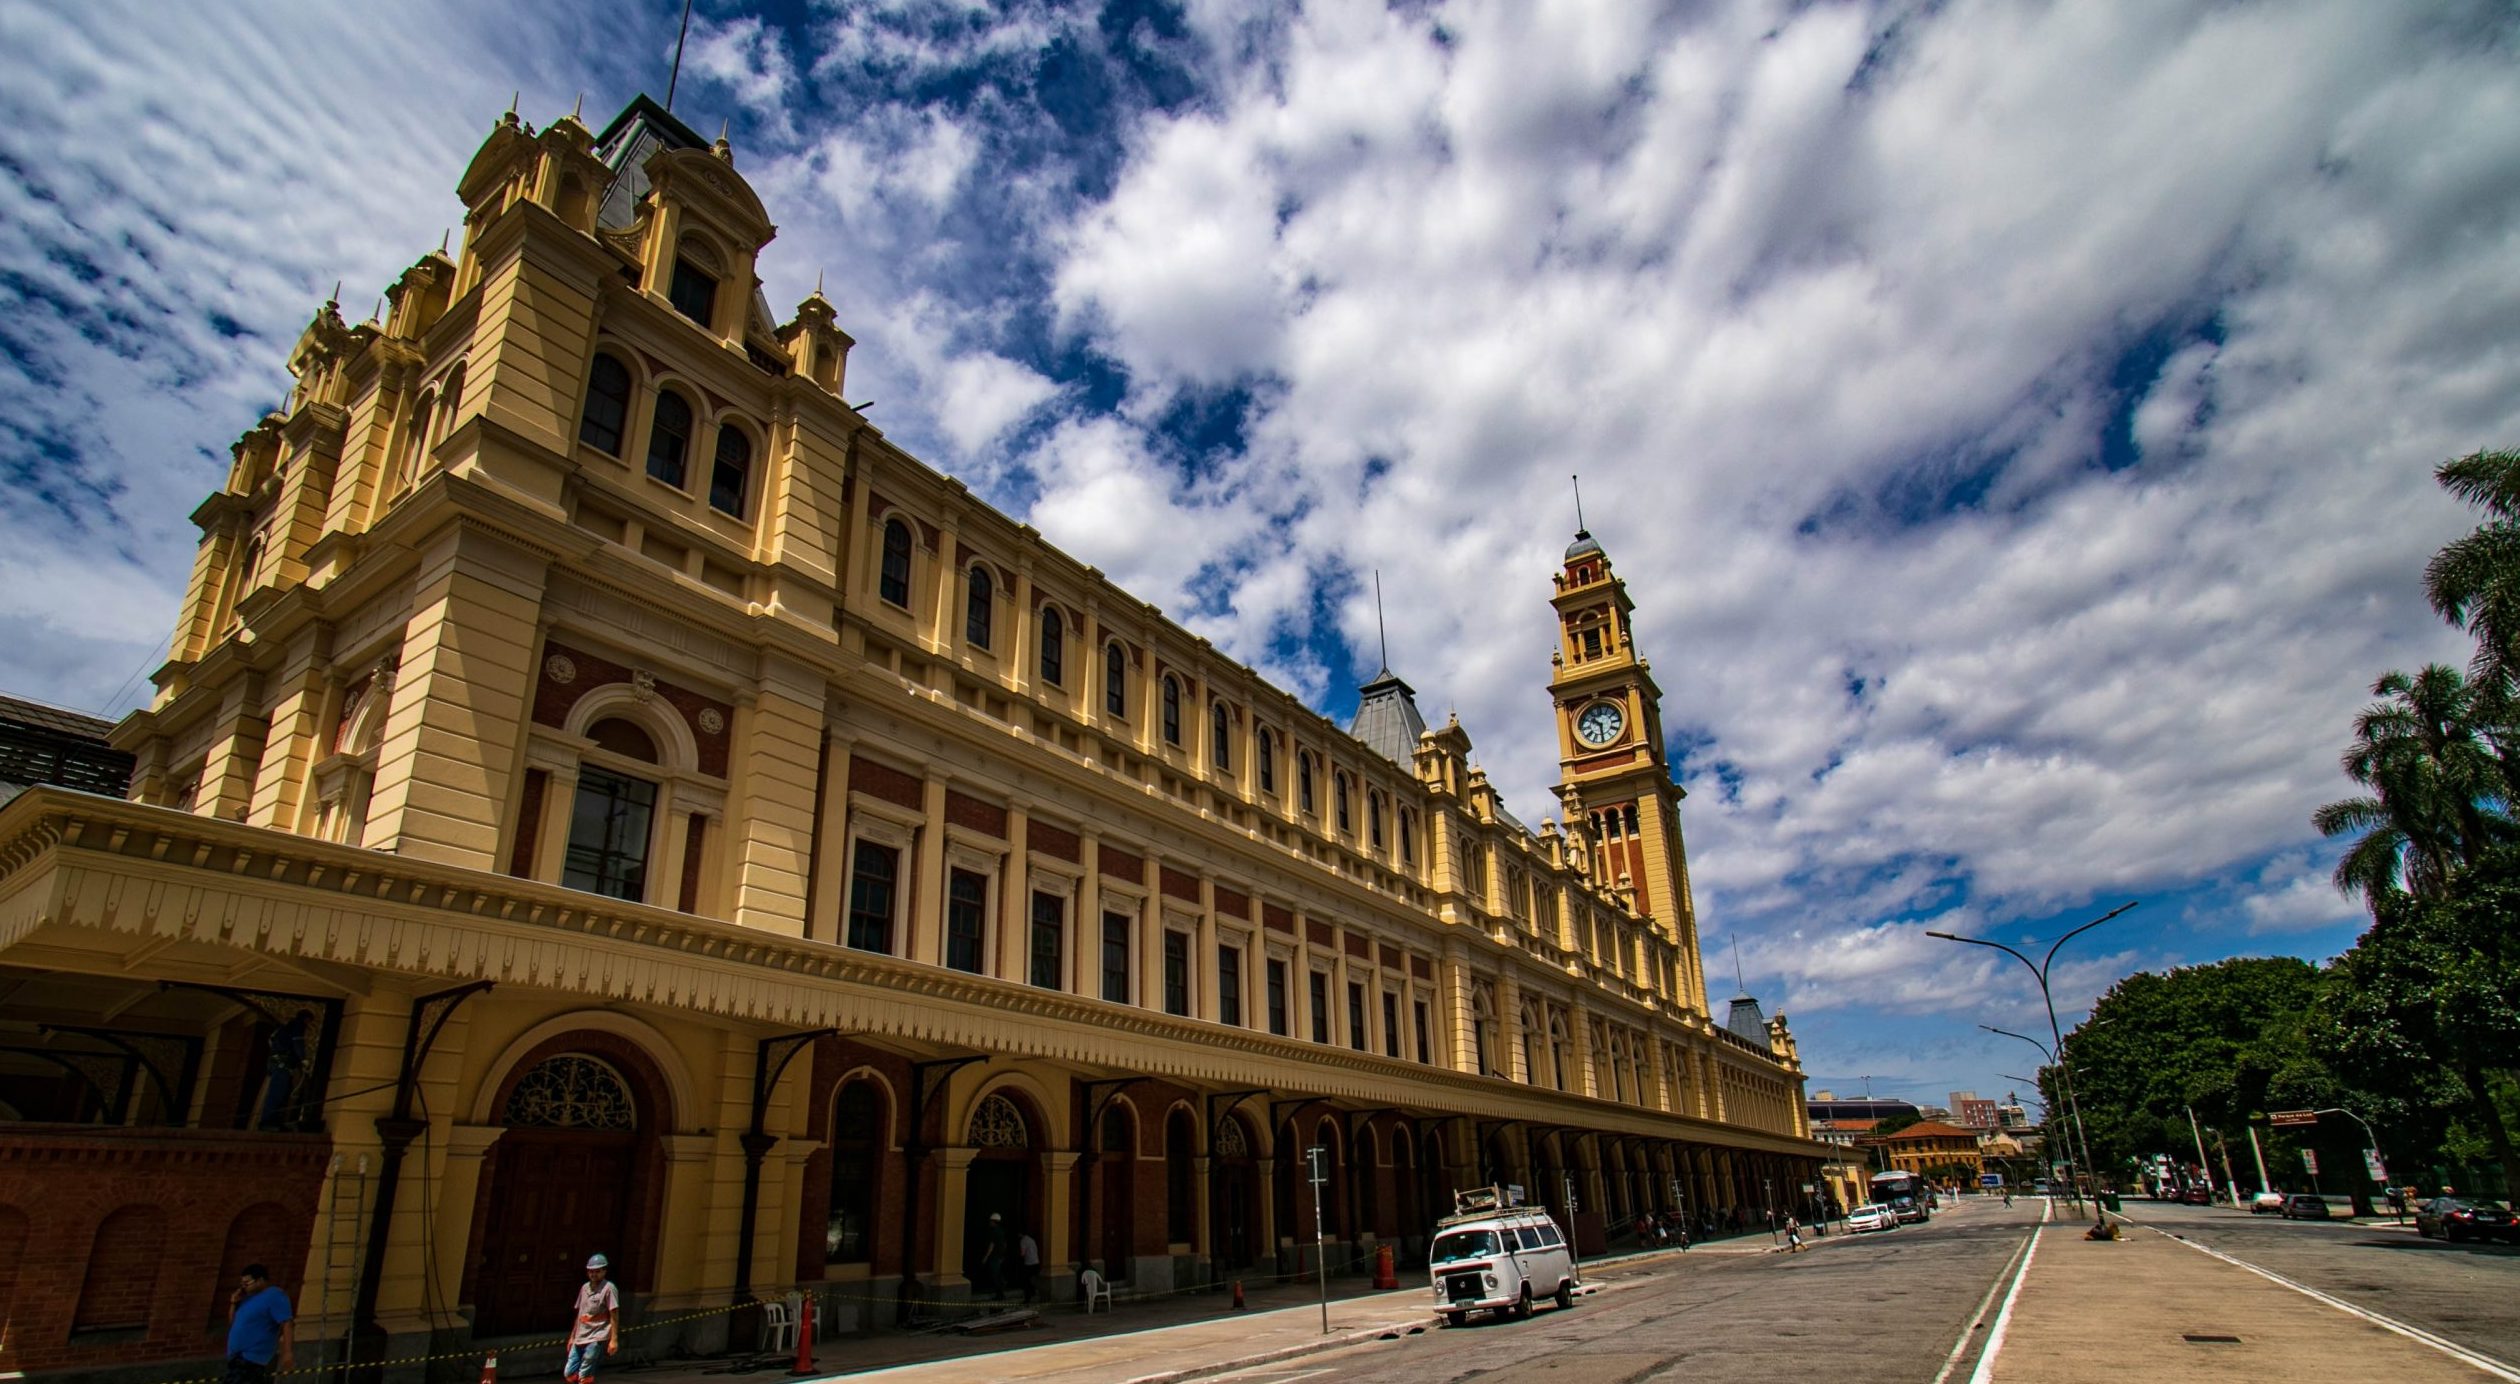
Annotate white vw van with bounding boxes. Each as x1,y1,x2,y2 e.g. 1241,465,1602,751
1427,1186,1578,1325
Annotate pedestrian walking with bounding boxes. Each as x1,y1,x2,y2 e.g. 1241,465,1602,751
979,1213,1009,1301
1784,1216,1804,1253
565,1254,621,1383
225,1264,295,1384
1016,1229,1040,1303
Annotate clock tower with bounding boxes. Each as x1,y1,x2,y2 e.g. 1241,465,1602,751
1548,525,1708,1011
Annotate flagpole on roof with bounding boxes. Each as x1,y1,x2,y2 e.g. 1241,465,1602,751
666,0,696,112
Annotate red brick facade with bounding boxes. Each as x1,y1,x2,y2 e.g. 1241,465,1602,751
0,1127,329,1374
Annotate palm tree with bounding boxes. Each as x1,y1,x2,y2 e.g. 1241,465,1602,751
2427,448,2520,686
2313,664,2511,908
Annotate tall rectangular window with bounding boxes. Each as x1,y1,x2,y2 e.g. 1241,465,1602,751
845,840,898,954
1029,890,1065,990
1348,983,1368,1051
1102,911,1132,1002
1266,959,1289,1036
1308,972,1330,1044
561,766,657,902
1381,992,1400,1058
1413,999,1431,1064
668,258,719,327
1218,945,1243,1027
945,868,987,974
1163,931,1192,1016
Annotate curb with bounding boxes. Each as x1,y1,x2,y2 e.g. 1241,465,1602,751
1116,1315,1432,1384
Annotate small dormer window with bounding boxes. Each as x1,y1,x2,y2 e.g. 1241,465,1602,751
669,258,718,328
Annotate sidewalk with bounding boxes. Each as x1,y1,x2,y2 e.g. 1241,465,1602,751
1984,1219,2489,1382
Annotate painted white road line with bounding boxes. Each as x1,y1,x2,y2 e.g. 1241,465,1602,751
2150,1228,2520,1382
1961,1196,2050,1384
1931,1223,2039,1384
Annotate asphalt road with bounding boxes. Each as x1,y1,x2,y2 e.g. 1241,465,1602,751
2112,1198,2520,1373
1199,1199,2046,1384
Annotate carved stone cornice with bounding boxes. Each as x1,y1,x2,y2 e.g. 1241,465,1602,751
0,789,1834,1161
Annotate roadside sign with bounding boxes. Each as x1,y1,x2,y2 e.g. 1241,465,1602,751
2300,1149,2319,1175
2269,1110,2318,1127
2363,1150,2388,1183
1980,1173,2004,1187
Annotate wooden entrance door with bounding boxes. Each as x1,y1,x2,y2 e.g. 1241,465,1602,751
474,1130,635,1336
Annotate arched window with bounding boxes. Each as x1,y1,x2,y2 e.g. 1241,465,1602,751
397,389,437,489
504,1054,636,1129
1258,730,1275,793
1334,771,1351,832
578,352,632,454
879,518,912,607
1298,751,1315,813
1399,808,1416,864
965,565,994,649
969,1093,1030,1148
561,757,658,902
587,716,659,763
1104,642,1127,716
1161,676,1182,745
1368,790,1384,848
1211,700,1231,770
708,424,751,516
826,1080,885,1262
647,389,693,488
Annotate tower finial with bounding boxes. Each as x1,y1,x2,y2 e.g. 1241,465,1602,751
1373,568,1390,672
1571,473,1588,536
328,279,341,307
814,269,825,296
438,227,451,254
572,91,584,120
1733,933,1747,996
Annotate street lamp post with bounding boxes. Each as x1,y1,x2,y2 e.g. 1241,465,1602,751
1981,1024,2094,1217
1932,901,2137,1234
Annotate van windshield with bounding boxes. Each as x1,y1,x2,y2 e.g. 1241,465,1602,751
1431,1229,1500,1262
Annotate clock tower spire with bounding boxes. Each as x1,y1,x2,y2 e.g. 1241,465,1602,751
1548,524,1708,1012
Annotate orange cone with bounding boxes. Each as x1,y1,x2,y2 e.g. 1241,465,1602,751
1231,1279,1247,1311
479,1353,499,1384
787,1297,817,1376
1373,1243,1398,1289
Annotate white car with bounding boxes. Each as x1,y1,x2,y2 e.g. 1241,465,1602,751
2250,1191,2287,1215
1846,1203,1896,1233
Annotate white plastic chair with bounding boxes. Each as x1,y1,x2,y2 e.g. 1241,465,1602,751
1077,1268,1112,1314
758,1297,797,1354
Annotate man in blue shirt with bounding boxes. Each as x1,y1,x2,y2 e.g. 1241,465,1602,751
226,1264,295,1384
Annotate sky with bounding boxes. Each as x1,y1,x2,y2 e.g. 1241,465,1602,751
5,0,2518,1125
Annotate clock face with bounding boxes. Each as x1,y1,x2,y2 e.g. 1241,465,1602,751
1576,701,1624,746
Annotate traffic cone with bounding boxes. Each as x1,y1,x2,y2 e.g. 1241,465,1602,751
1230,1279,1246,1311
479,1353,499,1384
786,1296,817,1376
1372,1243,1398,1290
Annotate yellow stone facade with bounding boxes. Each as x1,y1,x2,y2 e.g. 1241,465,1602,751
0,96,1827,1374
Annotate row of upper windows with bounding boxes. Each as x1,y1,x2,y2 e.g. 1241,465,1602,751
577,350,757,519
837,832,1436,1060
877,515,1423,859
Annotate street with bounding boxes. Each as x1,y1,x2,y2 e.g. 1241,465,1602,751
1198,1199,2043,1384
2111,1198,2520,1371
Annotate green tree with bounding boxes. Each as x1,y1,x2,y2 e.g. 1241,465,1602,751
2427,447,2520,688
2313,846,2520,1198
2311,664,2509,908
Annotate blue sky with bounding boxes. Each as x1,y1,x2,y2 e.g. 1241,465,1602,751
6,0,2519,1121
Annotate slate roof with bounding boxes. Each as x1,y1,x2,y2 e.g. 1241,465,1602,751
1349,665,1428,767
1724,994,1770,1045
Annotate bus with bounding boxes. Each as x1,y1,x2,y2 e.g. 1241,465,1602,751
1871,1170,1930,1223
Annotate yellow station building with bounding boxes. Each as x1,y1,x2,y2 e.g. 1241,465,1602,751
0,96,1830,1378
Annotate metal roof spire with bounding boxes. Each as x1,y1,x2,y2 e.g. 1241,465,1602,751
667,0,695,112
1571,473,1587,537
1373,568,1390,674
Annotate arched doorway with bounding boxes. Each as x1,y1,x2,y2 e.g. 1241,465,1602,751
474,1052,654,1337
824,1078,889,1266
1096,1102,1135,1281
962,1092,1039,1296
1213,1113,1258,1270
1164,1107,1199,1254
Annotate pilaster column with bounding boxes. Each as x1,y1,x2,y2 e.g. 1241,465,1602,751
934,1148,978,1287
727,652,826,936
807,732,854,944
912,772,947,966
1000,804,1032,983
1075,831,1102,995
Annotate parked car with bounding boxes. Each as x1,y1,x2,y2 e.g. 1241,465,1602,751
2417,1197,2519,1244
1428,1187,1578,1325
2249,1191,2288,1215
2281,1194,2332,1220
1846,1203,1896,1233
2182,1185,2213,1205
